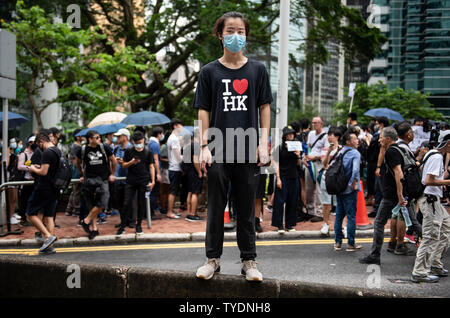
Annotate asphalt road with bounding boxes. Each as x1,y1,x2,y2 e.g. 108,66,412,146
2,238,449,297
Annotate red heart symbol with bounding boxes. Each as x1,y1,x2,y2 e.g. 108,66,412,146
233,79,248,95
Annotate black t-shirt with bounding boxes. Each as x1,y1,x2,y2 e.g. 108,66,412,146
193,59,273,163
275,144,299,179
38,146,61,188
367,132,380,164
76,143,113,181
381,145,404,200
123,147,154,185
30,148,42,182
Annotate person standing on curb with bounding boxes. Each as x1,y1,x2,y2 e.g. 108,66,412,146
76,130,116,240
167,118,184,219
26,130,61,254
194,11,272,282
148,127,164,219
411,133,450,283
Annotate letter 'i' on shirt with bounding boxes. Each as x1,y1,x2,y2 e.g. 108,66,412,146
422,151,444,198
192,59,273,163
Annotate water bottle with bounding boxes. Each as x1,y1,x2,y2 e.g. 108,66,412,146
401,206,412,227
145,190,150,198
391,204,401,217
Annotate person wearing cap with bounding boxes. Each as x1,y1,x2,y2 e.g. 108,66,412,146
112,128,133,233
271,126,301,233
411,132,450,283
16,135,37,225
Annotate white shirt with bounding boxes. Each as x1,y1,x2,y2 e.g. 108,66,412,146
167,133,181,171
307,130,329,158
422,150,444,198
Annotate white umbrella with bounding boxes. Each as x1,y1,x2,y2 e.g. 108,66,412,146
87,112,127,128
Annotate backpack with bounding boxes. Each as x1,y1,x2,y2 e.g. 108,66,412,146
325,148,353,195
388,146,440,200
48,148,72,190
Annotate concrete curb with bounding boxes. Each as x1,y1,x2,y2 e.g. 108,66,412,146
0,229,389,248
0,255,418,298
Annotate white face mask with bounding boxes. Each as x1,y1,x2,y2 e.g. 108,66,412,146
135,143,144,150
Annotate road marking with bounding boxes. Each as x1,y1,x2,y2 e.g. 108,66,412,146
0,238,392,256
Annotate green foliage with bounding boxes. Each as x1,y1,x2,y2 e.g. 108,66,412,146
332,82,445,125
288,104,319,124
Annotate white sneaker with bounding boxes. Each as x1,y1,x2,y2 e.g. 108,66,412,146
13,213,21,220
196,258,220,280
241,260,263,282
10,216,20,225
320,223,330,235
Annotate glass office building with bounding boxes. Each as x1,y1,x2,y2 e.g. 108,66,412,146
368,0,450,116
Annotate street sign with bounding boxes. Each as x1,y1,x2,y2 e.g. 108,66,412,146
348,82,356,98
0,29,16,80
0,77,16,100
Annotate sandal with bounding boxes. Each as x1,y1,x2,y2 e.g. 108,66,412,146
167,214,181,219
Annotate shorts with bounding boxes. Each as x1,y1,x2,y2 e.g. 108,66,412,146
169,170,182,195
256,174,267,199
82,178,110,210
161,168,170,185
320,174,335,206
26,185,58,217
187,169,203,194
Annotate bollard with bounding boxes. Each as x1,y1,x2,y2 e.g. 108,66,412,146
145,189,151,229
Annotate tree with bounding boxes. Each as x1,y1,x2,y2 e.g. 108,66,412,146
332,82,445,125
26,0,386,122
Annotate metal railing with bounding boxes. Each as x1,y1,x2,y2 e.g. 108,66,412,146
0,177,153,237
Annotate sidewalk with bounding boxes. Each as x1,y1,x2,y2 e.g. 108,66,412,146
0,203,389,245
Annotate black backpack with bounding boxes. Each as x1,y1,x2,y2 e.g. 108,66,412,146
325,148,352,195
49,148,72,190
388,146,441,200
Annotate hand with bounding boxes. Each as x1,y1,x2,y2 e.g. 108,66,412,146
375,167,381,177
257,143,270,167
305,154,315,161
276,177,282,189
156,173,162,183
302,158,309,167
108,174,115,183
198,172,203,179
200,146,212,173
294,150,301,158
133,157,141,164
80,176,84,184
399,195,408,207
148,182,155,191
116,157,123,165
351,180,359,191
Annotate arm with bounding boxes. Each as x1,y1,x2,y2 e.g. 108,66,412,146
29,163,49,176
17,153,28,171
148,163,155,190
199,109,212,172
350,155,361,190
375,146,386,177
108,155,116,182
258,103,270,166
193,154,202,177
153,153,161,182
392,164,406,206
425,174,450,187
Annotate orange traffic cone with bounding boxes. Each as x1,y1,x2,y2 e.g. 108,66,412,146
356,181,373,230
224,204,231,224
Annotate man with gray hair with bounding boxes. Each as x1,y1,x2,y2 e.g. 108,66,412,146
360,126,406,265
303,116,329,221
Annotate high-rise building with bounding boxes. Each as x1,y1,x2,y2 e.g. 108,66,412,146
367,0,450,117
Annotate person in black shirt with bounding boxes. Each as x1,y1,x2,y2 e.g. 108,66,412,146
194,12,272,282
272,126,301,232
118,131,155,235
360,127,406,265
76,130,116,239
26,130,61,254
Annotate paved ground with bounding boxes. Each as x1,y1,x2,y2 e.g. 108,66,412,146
1,203,386,240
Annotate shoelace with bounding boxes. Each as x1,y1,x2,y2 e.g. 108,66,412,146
244,260,258,269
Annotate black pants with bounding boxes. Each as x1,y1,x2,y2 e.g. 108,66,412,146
205,163,258,261
18,184,34,220
272,177,299,228
150,181,160,215
123,183,147,227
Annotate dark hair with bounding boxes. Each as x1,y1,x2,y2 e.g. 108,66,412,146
49,127,61,137
328,126,343,139
86,130,100,141
347,112,357,121
132,131,145,142
170,118,182,129
397,121,412,138
414,117,424,124
151,127,164,138
160,131,171,145
36,130,51,143
376,116,389,127
290,121,300,133
342,130,357,145
299,118,310,130
213,12,250,49
73,128,82,138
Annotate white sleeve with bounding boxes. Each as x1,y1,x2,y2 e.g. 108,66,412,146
425,155,443,177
